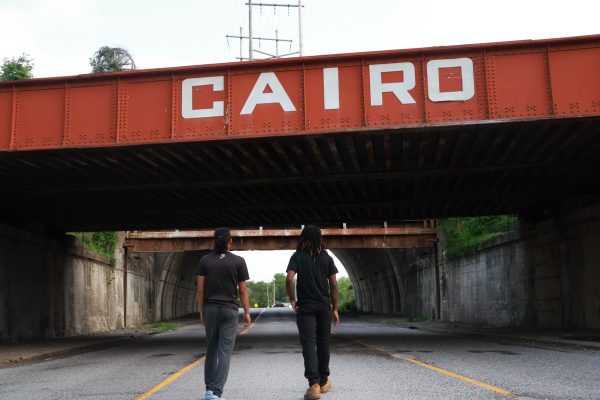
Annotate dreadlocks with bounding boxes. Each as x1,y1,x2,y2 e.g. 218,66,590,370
297,225,324,256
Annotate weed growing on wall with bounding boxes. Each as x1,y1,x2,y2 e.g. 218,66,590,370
440,216,518,260
68,232,119,263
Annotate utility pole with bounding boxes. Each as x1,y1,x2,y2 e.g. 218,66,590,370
271,281,275,304
239,27,244,61
266,284,270,307
298,0,303,56
226,1,305,61
248,0,253,60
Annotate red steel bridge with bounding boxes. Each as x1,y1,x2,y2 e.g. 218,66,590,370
0,35,598,231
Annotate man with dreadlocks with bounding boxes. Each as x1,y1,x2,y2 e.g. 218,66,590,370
286,225,340,400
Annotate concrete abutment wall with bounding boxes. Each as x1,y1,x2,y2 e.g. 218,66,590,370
0,225,198,343
334,202,600,331
439,203,600,330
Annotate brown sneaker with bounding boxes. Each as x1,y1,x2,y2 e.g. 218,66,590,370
320,379,332,393
304,383,321,400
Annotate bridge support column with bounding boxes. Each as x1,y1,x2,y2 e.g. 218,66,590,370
123,246,128,328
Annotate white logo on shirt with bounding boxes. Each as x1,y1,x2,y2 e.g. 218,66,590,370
219,254,226,259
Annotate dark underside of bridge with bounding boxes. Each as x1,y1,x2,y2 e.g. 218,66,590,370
1,117,599,231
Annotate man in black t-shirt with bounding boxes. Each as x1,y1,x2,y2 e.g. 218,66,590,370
196,227,251,400
286,225,339,400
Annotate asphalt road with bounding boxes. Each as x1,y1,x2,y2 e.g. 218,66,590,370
0,308,599,399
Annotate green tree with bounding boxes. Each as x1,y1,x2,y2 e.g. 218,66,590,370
246,281,269,307
247,273,357,309
1,54,34,80
337,276,356,311
272,273,287,302
89,46,136,73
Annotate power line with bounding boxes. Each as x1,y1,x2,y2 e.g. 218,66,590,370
227,0,305,61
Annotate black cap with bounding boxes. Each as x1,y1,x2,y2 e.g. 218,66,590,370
214,227,231,251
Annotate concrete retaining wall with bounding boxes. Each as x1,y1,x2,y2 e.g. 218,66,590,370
441,202,600,330
335,202,600,331
0,225,199,343
440,232,532,327
0,225,125,342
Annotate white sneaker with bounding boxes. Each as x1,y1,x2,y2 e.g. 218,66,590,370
205,390,220,400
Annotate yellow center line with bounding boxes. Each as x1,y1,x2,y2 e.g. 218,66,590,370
135,356,206,400
239,322,255,335
240,308,266,335
391,354,512,396
136,310,264,399
333,333,513,397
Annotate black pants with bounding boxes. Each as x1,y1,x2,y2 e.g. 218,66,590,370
296,302,331,386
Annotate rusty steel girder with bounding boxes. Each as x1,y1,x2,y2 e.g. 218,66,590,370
124,222,438,252
1,35,598,151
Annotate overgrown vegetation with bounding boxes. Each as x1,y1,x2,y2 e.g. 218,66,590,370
68,232,119,263
440,215,518,260
0,54,34,80
144,322,181,331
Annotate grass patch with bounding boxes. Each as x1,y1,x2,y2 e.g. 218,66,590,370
384,315,428,325
406,315,428,323
144,322,181,331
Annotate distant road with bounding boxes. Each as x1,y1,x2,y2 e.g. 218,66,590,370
0,308,598,399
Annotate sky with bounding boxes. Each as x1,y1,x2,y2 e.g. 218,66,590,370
0,0,598,78
1,0,597,280
232,250,348,282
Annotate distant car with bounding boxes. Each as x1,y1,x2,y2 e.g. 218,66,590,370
271,302,286,308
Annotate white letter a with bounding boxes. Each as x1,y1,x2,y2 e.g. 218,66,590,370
241,72,296,115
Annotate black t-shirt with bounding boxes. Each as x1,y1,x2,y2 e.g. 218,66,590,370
286,250,338,306
196,251,250,310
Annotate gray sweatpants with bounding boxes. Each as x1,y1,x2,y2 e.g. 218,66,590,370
204,305,239,397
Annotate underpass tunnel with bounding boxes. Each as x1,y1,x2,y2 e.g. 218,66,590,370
332,248,438,319
132,245,439,324
126,250,209,324
155,251,208,321
112,199,600,333
144,249,354,320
